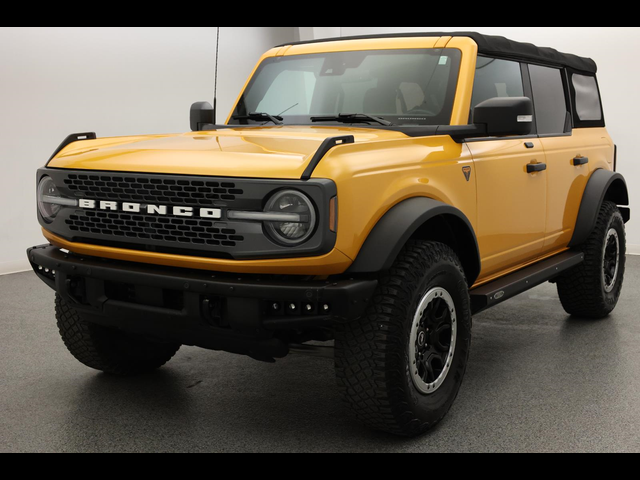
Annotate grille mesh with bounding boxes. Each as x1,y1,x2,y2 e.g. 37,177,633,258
63,174,244,207
66,211,244,247
61,173,246,248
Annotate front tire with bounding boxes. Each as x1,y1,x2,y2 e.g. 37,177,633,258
557,201,626,319
55,295,181,376
335,241,472,437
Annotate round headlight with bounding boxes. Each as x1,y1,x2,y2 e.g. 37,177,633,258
38,176,62,223
38,176,77,223
264,190,317,246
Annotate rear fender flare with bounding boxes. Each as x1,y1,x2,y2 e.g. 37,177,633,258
569,170,630,247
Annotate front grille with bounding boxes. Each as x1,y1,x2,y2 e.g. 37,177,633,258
63,174,244,207
60,172,247,250
66,211,244,248
41,168,336,260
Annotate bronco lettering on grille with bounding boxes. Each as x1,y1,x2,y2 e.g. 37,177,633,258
78,199,222,219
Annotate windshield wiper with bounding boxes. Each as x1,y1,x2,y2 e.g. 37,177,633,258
311,113,393,127
232,112,284,125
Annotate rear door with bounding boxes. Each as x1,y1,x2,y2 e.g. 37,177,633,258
467,58,547,280
527,65,598,253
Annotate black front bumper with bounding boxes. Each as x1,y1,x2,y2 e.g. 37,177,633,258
28,245,377,361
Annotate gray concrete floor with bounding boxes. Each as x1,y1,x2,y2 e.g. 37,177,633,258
1,258,640,453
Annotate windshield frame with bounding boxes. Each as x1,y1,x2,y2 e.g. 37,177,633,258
228,48,463,128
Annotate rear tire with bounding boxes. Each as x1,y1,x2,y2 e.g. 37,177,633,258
557,201,626,319
55,295,181,376
335,241,472,437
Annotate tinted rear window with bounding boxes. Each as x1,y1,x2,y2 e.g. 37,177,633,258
529,65,569,135
573,74,603,122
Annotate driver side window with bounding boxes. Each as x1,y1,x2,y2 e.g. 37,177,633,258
471,57,524,110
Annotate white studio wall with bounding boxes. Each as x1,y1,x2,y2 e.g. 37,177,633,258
0,27,296,275
298,27,342,42
337,27,639,254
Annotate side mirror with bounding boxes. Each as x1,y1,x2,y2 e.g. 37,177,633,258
473,97,533,137
190,102,215,132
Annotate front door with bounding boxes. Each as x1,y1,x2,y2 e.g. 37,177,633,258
469,139,547,279
467,57,547,281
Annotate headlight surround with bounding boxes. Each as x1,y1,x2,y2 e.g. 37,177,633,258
37,176,77,223
263,190,317,246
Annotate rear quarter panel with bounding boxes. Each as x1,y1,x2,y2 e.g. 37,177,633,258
541,127,614,253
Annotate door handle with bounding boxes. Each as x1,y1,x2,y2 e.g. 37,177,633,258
527,163,547,174
573,156,589,166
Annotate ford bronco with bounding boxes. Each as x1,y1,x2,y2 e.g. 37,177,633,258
29,32,630,437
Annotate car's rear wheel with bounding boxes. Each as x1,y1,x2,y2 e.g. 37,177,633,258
557,201,626,319
55,295,181,376
335,241,472,437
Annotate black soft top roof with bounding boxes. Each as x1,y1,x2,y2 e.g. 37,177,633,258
278,31,597,74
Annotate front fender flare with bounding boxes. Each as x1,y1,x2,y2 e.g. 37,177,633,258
347,197,481,285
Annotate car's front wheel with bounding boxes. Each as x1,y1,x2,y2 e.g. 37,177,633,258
335,241,472,437
55,295,181,376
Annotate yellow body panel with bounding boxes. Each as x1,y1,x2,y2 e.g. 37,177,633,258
468,128,613,282
540,128,613,253
42,35,615,288
468,138,547,279
312,136,476,263
445,37,479,126
48,127,407,179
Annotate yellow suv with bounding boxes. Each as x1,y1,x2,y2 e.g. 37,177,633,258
29,32,630,437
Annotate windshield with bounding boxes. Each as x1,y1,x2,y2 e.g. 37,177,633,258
230,49,462,127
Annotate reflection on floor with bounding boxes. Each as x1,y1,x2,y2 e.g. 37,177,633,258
1,258,639,453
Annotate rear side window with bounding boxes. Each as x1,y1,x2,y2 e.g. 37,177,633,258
529,65,569,135
471,57,524,110
572,74,603,122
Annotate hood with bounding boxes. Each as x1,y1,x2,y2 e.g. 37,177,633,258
47,126,408,179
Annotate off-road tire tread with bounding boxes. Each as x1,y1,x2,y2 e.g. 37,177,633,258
335,240,470,437
55,295,180,376
557,201,626,319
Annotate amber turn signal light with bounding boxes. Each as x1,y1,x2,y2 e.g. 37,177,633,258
329,197,338,233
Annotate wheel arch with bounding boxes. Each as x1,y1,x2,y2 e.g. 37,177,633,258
347,197,481,285
569,170,631,248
